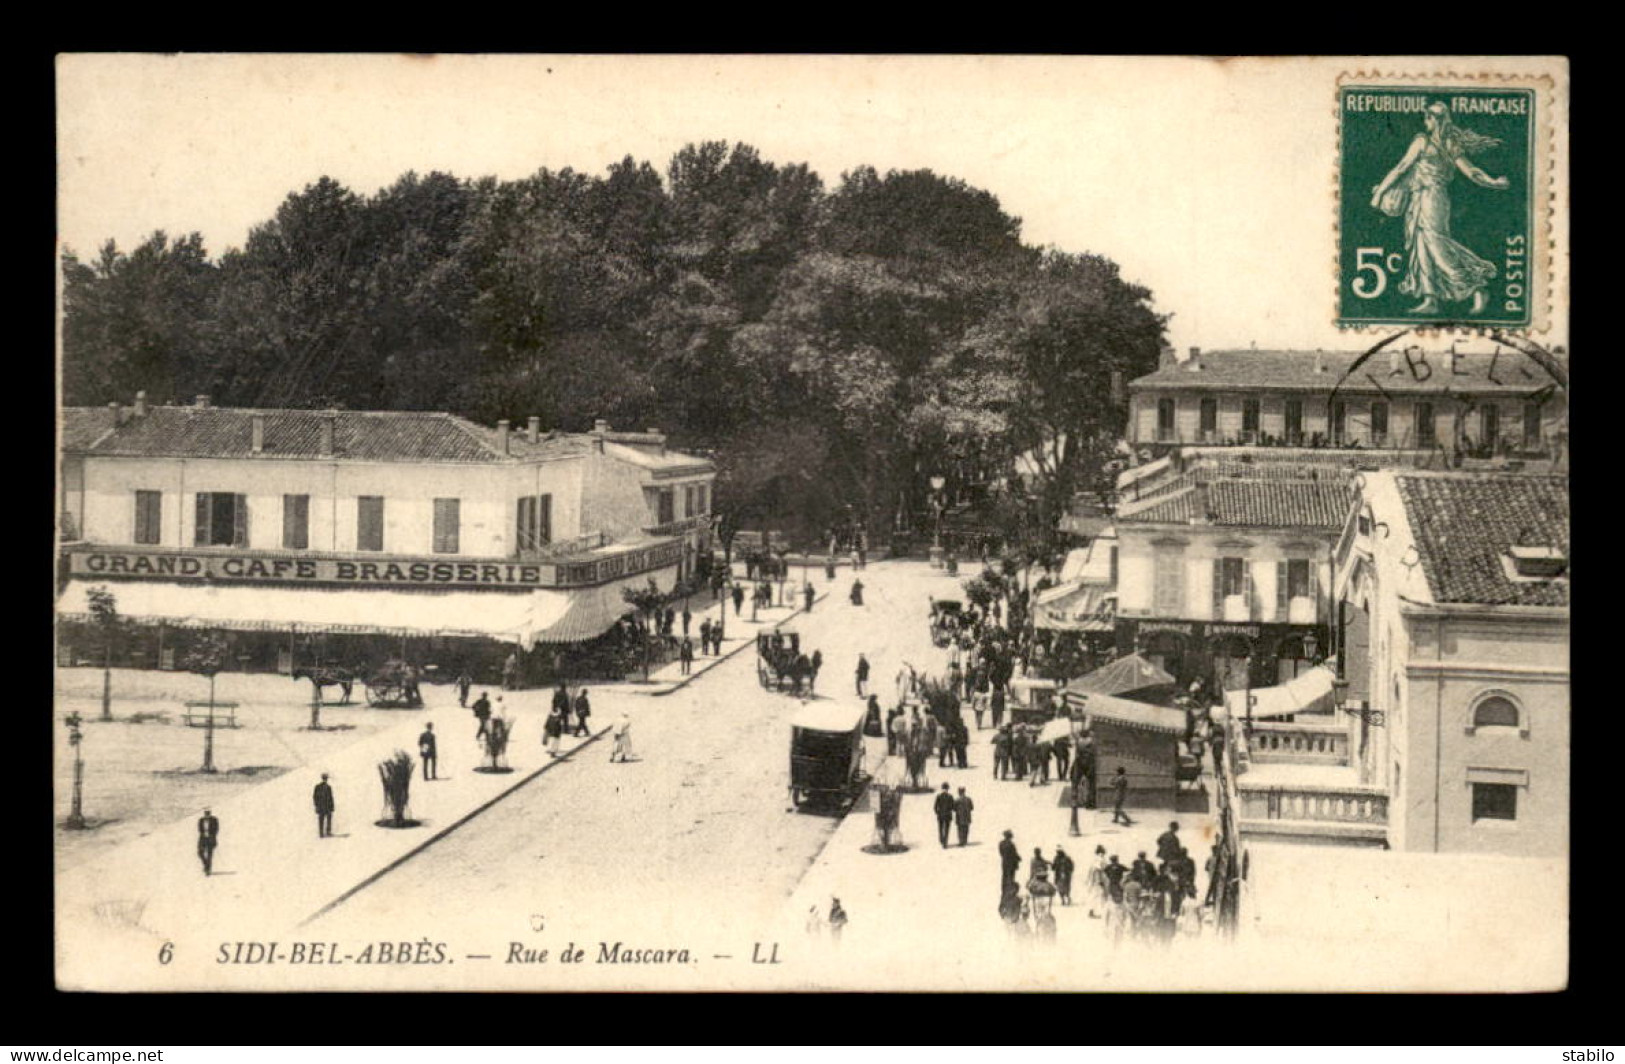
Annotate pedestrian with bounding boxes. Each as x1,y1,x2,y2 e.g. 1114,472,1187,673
803,582,815,613
699,618,712,658
472,691,492,741
999,829,1021,887
610,712,634,763
992,726,1011,780
1031,846,1050,879
732,583,745,618
1053,734,1071,780
809,649,823,692
1086,845,1109,918
855,653,870,697
681,605,692,637
456,671,472,708
552,681,571,720
1157,821,1183,864
1103,853,1127,903
850,578,864,606
312,773,335,838
954,786,974,846
1110,765,1132,826
419,723,438,780
1028,866,1058,941
1131,851,1156,885
972,686,987,731
999,880,1024,935
828,898,848,945
934,783,955,848
544,707,564,757
574,688,592,737
680,637,694,675
197,807,219,875
825,554,836,581
1053,845,1075,906
990,683,1006,730
663,606,676,636
885,707,901,756
952,717,969,769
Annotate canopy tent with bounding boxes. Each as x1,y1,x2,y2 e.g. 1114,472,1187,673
1068,653,1176,697
1224,664,1337,721
1064,690,1188,734
1065,690,1186,809
1032,581,1116,633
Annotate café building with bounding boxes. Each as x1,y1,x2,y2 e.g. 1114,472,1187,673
56,397,714,677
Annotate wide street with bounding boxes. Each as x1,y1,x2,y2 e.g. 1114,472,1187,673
310,559,963,973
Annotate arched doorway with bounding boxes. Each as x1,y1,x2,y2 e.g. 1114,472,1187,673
1139,630,1192,684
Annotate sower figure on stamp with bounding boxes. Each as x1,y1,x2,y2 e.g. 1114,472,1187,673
313,773,335,837
196,808,219,875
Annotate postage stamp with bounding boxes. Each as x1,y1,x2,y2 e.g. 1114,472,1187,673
1336,73,1556,332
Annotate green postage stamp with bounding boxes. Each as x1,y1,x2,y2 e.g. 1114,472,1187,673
1337,73,1555,331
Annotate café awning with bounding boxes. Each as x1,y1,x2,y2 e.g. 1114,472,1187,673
1065,690,1187,734
1033,581,1116,632
57,580,553,643
1224,664,1337,720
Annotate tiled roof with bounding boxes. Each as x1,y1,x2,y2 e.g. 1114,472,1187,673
1130,349,1568,395
1395,474,1569,607
61,407,121,451
1121,457,1356,507
1119,475,1352,529
601,440,714,473
84,407,509,463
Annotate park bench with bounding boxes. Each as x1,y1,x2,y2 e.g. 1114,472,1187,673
181,700,240,729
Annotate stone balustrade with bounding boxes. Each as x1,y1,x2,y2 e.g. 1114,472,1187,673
1237,783,1388,825
1246,720,1349,765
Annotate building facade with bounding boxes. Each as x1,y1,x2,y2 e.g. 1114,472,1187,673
1111,459,1349,691
1333,471,1569,857
56,397,714,675
1126,347,1567,462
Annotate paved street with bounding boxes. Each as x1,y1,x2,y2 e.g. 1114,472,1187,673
316,560,964,982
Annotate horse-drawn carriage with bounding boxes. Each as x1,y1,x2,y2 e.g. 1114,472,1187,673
929,599,965,647
363,659,424,708
291,664,358,704
757,630,812,693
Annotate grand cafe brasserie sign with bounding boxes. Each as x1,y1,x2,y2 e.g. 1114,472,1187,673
64,543,684,590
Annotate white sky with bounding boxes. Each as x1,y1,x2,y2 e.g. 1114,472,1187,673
56,54,1569,356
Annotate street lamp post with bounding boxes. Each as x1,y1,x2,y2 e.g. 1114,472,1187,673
929,475,946,569
64,712,86,830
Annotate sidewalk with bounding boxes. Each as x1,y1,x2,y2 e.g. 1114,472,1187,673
56,684,610,987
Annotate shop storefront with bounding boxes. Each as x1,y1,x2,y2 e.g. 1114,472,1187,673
1115,617,1329,692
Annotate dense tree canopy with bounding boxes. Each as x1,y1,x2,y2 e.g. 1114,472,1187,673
60,142,1167,546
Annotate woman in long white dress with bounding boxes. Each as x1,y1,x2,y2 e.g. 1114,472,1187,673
610,712,634,763
1370,102,1511,315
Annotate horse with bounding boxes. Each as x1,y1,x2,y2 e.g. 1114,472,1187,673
291,665,356,705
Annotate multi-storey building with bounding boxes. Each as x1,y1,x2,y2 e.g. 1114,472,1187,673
55,396,714,674
1332,471,1568,857
1111,456,1351,691
1126,346,1567,461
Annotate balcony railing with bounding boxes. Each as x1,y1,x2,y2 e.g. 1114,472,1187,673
645,514,710,538
1237,783,1387,825
1246,721,1349,766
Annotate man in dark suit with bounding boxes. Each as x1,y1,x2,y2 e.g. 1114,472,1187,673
999,829,1021,887
1110,765,1132,825
934,783,956,848
573,688,592,737
419,723,438,780
1156,821,1182,864
196,808,219,875
472,692,492,741
313,773,335,837
954,787,975,847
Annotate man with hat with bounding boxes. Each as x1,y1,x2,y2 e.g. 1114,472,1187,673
933,783,956,848
1051,845,1076,906
196,807,219,875
1157,821,1183,864
998,829,1021,887
313,773,336,837
954,786,975,847
1110,765,1132,825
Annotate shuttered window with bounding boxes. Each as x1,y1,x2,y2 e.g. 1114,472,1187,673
1522,402,1542,444
1241,397,1261,437
1415,402,1436,447
1331,402,1346,444
195,493,247,547
134,490,162,545
1153,548,1184,616
1199,398,1218,438
1284,400,1303,443
282,495,309,550
1370,402,1389,444
1157,398,1177,441
433,498,460,554
517,495,552,552
658,489,675,526
357,496,384,552
1481,405,1499,448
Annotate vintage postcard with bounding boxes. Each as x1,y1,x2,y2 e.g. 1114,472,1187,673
54,54,1570,993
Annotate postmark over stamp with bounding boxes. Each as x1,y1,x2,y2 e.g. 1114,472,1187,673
1337,73,1556,332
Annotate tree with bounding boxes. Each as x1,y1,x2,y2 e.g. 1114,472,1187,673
84,586,122,721
181,632,231,773
377,751,415,827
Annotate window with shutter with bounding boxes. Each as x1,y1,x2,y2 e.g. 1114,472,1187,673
538,495,551,546
283,495,309,550
1276,560,1289,618
357,497,384,552
195,493,210,546
433,498,460,554
1154,549,1184,616
1211,558,1224,619
1245,562,1257,620
134,490,162,545
232,494,248,547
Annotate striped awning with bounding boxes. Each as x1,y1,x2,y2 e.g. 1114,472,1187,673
1033,581,1116,632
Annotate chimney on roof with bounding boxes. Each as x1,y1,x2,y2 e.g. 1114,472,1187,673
1314,350,1326,374
1189,346,1201,362
251,414,266,454
1159,343,1176,369
319,413,336,458
195,395,210,409
106,401,122,426
593,418,610,435
133,391,148,417
528,416,541,444
497,419,511,456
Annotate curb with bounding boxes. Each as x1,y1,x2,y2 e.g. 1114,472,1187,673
299,724,613,926
648,592,829,697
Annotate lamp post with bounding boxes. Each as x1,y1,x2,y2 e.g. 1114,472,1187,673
929,475,946,569
64,712,86,830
